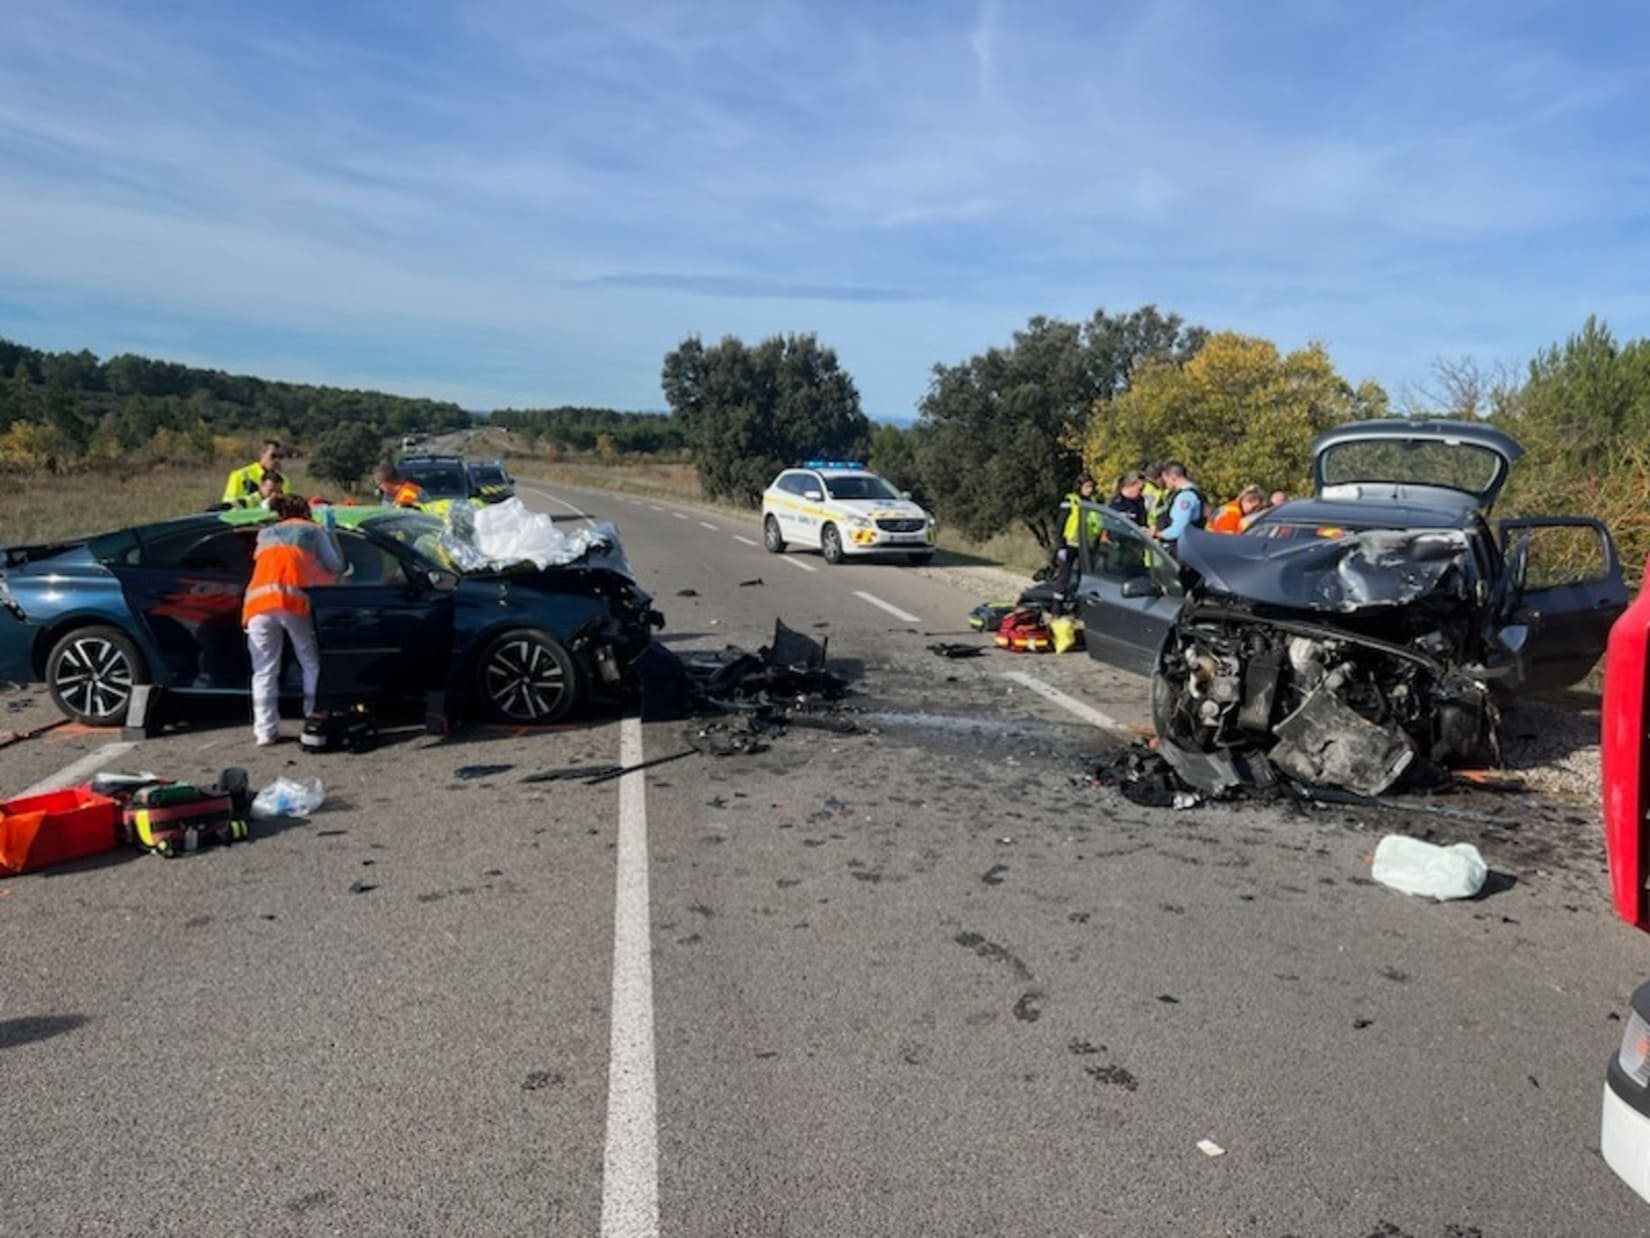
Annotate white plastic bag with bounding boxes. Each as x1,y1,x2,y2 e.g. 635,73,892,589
250,776,325,820
472,498,603,569
1370,833,1487,901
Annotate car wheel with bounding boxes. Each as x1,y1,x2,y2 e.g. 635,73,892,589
821,524,845,565
764,516,786,554
46,625,147,726
476,629,580,724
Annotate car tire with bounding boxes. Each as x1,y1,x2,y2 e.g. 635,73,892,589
46,625,148,727
764,516,786,554
821,524,845,565
476,629,581,724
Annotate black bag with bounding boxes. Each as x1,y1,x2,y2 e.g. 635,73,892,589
301,705,378,754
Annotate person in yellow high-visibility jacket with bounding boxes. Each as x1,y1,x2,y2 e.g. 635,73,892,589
222,441,291,508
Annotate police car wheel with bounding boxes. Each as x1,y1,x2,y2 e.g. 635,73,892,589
477,629,580,724
763,516,786,554
821,524,844,565
46,625,148,726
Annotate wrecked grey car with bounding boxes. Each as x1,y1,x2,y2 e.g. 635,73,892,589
1072,420,1628,795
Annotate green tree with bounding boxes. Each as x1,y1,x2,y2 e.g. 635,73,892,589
308,423,384,490
44,382,91,455
868,422,925,505
914,306,1205,549
661,333,869,506
1082,333,1376,503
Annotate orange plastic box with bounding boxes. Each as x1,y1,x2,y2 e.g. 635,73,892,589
0,787,120,876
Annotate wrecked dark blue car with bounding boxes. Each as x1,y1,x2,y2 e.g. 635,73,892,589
0,507,661,727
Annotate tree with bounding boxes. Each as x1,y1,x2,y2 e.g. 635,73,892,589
1082,333,1377,503
914,306,1205,549
661,333,870,506
868,422,924,505
308,423,384,490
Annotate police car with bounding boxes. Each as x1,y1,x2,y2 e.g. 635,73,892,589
761,462,935,565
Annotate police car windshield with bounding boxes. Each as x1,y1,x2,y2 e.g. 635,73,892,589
825,474,900,501
471,465,505,484
399,463,469,497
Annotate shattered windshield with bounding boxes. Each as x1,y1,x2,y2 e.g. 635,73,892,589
825,474,901,501
1318,440,1503,497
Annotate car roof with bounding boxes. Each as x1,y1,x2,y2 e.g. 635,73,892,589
1253,497,1477,530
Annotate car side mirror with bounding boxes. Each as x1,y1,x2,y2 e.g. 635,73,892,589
426,568,459,591
1121,576,1163,599
804,490,823,502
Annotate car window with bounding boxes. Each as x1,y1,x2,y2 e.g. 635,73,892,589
333,531,409,587
399,462,470,497
1081,505,1181,593
1518,524,1613,590
129,525,256,577
779,473,816,497
824,474,899,501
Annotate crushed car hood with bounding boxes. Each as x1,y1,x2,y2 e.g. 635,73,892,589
1176,525,1471,613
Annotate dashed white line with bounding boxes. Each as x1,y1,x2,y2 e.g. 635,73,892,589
19,741,138,798
854,590,921,623
649,505,664,513
698,521,719,531
601,716,658,1236
672,512,689,521
1000,670,1125,733
777,556,818,573
731,535,759,548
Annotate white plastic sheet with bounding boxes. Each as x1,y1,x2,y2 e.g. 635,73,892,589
250,776,325,820
1370,833,1487,901
437,497,608,571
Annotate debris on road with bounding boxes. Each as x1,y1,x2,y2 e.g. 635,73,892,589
1197,1139,1226,1158
737,578,765,588
521,763,623,783
968,601,1016,631
676,588,699,597
926,643,986,659
684,721,771,757
455,764,515,780
1370,834,1489,900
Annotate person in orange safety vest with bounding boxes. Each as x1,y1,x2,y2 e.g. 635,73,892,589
1208,485,1267,534
242,495,345,746
372,463,424,508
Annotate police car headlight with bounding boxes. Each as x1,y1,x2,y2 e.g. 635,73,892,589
846,516,873,530
1621,1009,1650,1086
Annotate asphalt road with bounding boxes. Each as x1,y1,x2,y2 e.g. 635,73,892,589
3,480,1649,1237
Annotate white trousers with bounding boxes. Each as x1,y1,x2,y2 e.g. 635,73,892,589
246,610,320,742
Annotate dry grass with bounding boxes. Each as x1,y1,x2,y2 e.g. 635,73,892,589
0,462,329,545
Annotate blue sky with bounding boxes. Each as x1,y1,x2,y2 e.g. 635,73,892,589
1,0,1646,419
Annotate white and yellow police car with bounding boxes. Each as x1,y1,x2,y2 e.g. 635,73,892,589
761,461,936,565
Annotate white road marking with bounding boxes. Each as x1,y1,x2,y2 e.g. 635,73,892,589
1000,670,1125,733
854,590,921,623
518,483,596,529
672,512,689,521
731,535,759,548
19,741,138,798
649,504,664,512
601,716,658,1236
777,556,818,573
698,521,719,531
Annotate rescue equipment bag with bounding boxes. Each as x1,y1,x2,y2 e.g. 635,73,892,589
301,704,378,754
969,601,1018,632
121,773,249,858
995,607,1054,653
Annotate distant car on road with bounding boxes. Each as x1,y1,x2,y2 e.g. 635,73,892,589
467,460,516,504
0,507,661,728
761,462,935,565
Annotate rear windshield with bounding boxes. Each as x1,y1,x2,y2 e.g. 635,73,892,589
471,465,506,485
400,463,470,496
1319,440,1502,495
825,474,900,501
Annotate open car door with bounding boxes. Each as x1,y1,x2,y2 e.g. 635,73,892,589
1500,516,1629,692
1074,503,1186,677
307,530,453,704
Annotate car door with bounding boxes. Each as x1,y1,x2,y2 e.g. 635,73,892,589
1075,503,1187,677
111,523,256,689
1499,516,1629,692
787,473,826,547
307,530,454,702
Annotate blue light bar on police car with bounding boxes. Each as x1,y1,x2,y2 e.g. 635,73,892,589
803,460,866,470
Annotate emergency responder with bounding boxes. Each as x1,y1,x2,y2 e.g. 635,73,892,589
1151,461,1205,547
222,440,290,508
1208,484,1265,533
1108,471,1148,526
372,463,423,508
256,470,285,509
1061,472,1104,548
242,495,344,746
1141,463,1168,527
1241,490,1288,531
